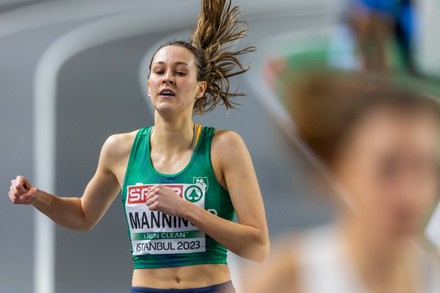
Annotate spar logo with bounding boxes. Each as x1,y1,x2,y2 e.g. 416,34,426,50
184,177,209,203
127,184,183,204
184,185,203,202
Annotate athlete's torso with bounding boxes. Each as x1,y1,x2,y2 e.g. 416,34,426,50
110,126,234,288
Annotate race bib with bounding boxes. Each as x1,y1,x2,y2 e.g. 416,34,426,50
126,181,207,255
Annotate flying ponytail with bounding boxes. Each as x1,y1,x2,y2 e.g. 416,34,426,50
149,0,255,114
191,0,255,113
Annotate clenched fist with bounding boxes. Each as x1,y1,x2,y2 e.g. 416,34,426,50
145,184,192,217
8,176,38,204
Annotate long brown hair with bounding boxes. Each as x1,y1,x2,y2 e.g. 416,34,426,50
149,0,255,114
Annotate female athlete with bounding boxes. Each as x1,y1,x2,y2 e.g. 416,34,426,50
8,1,269,292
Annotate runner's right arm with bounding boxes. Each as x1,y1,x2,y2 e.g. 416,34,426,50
8,134,129,231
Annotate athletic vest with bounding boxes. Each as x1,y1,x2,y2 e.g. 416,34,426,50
121,125,234,269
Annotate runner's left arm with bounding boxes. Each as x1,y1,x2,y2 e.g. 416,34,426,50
145,130,270,262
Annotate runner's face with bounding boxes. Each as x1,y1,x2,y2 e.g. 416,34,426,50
335,109,439,241
148,46,206,115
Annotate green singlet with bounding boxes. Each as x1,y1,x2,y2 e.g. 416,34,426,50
121,125,235,269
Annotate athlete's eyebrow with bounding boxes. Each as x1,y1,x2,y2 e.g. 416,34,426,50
152,61,190,67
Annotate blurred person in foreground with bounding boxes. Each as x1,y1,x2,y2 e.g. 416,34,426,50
243,70,440,293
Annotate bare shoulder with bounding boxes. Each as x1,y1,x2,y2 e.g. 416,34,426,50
212,130,247,158
101,130,139,163
211,130,250,173
212,129,244,144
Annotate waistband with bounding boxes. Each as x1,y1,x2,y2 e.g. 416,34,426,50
131,281,235,293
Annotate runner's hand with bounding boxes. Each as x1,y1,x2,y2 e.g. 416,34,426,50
8,176,38,204
145,184,190,217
